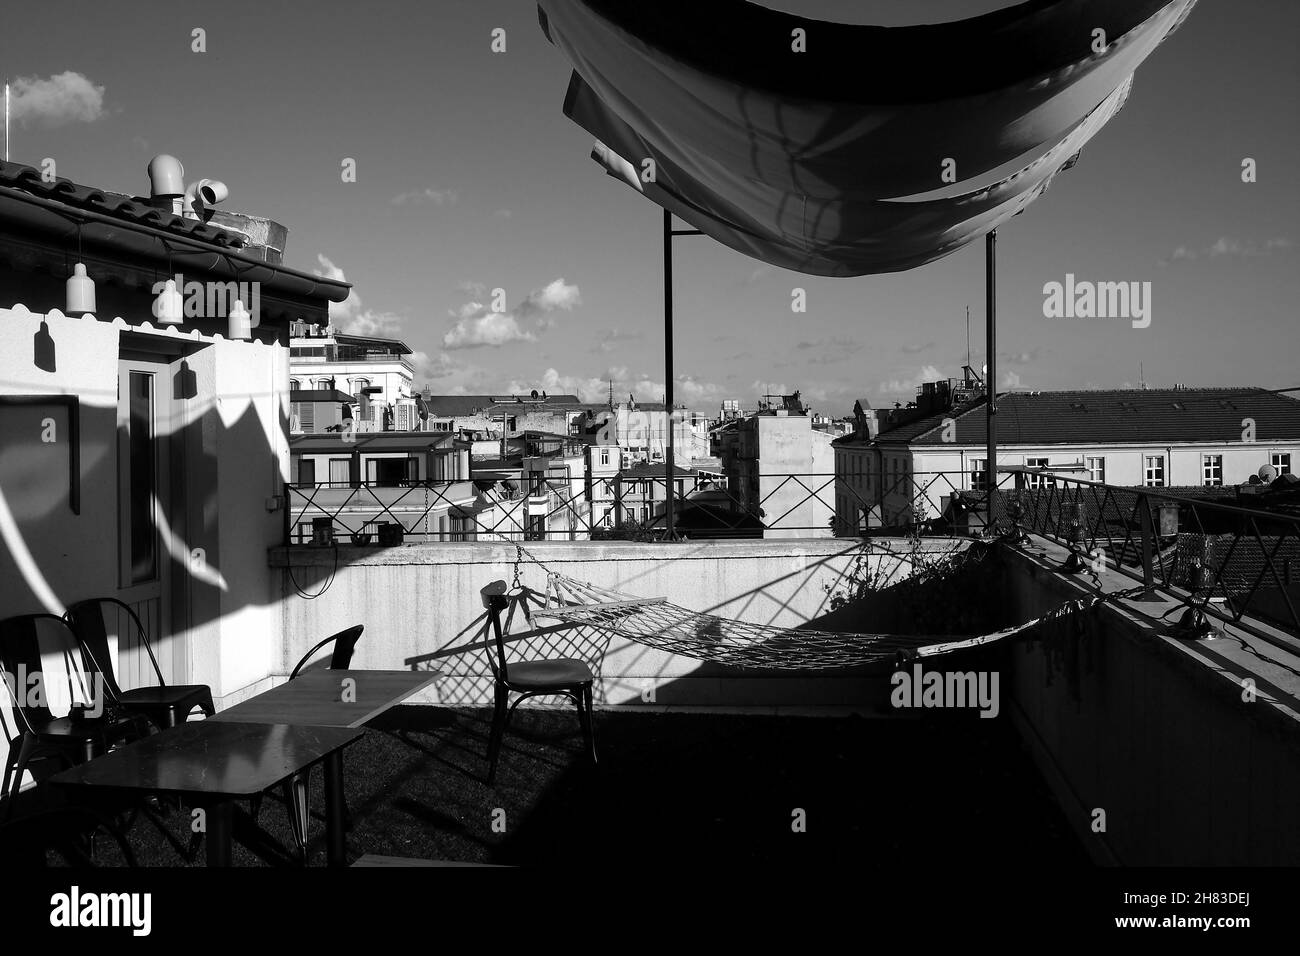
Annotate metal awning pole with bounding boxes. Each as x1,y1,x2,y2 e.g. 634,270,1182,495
985,229,998,531
664,208,675,539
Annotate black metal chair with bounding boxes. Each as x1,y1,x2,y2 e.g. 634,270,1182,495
251,625,364,862
0,614,147,820
481,581,596,784
65,598,214,731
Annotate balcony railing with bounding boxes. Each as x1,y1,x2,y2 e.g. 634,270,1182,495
1003,475,1300,640
284,470,992,544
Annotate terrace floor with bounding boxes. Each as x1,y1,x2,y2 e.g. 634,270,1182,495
106,705,1088,867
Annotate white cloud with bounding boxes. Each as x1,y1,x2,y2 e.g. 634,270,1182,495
443,278,580,350
410,350,460,380
878,365,943,396
9,72,106,126
1168,236,1292,262
312,253,403,338
509,367,725,407
391,187,458,206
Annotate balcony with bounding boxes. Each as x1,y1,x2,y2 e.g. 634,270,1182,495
266,472,1300,865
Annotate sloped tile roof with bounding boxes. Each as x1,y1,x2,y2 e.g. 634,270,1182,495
880,388,1300,446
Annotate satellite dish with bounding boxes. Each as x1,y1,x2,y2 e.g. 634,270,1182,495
1259,463,1278,482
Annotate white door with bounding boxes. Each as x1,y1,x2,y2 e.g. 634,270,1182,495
115,355,188,689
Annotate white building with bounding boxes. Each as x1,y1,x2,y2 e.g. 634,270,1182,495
289,323,416,431
834,387,1300,531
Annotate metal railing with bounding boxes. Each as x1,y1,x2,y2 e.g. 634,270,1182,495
1005,475,1300,639
284,469,996,545
283,468,1298,637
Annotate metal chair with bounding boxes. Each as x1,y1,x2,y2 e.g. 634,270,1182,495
65,598,214,730
481,581,596,784
251,625,364,862
0,614,147,820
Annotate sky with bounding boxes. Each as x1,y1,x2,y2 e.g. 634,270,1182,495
1,0,1297,415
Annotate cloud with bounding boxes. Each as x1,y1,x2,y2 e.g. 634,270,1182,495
742,265,773,286
1001,370,1024,390
1165,236,1292,263
493,209,512,219
9,72,105,126
410,350,460,380
900,342,934,354
443,277,580,349
878,365,943,395
391,187,458,206
796,336,864,364
1000,347,1044,365
509,367,725,407
313,253,403,337
591,328,644,354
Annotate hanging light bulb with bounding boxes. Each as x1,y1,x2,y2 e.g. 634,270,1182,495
228,299,252,340
66,262,96,316
154,278,184,324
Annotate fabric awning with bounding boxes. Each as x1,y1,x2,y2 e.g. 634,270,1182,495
539,0,1197,276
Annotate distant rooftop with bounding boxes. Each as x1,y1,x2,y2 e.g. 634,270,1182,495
422,394,582,417
873,387,1300,446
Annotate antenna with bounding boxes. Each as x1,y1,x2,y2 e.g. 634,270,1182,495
1139,362,1145,390
966,304,971,371
4,83,9,163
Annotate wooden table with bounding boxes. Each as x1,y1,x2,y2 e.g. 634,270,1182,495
209,669,440,728
51,721,362,866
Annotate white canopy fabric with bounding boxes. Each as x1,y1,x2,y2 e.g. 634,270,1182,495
539,0,1197,276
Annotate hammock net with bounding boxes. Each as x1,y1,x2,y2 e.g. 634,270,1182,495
513,543,1111,670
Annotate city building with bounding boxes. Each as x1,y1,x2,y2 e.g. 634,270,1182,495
289,323,417,431
834,383,1300,531
720,392,837,538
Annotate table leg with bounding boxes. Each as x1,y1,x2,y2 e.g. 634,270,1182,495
324,751,346,867
206,800,234,867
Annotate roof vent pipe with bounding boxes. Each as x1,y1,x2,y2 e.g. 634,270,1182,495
185,178,228,221
147,154,185,198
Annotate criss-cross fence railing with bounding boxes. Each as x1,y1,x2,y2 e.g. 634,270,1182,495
284,470,999,545
1009,476,1300,639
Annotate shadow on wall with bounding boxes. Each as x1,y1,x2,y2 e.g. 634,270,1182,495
403,591,616,706
394,544,1014,707
0,376,289,676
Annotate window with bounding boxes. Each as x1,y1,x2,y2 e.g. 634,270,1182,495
328,458,351,488
526,515,546,541
289,379,301,391
970,459,987,492
297,459,317,487
1144,455,1165,487
366,457,418,486
1026,458,1055,490
1202,454,1223,487
1086,456,1106,483
599,448,610,466
125,371,158,585
1272,452,1292,476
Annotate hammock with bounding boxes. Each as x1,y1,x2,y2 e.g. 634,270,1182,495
513,544,1109,670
